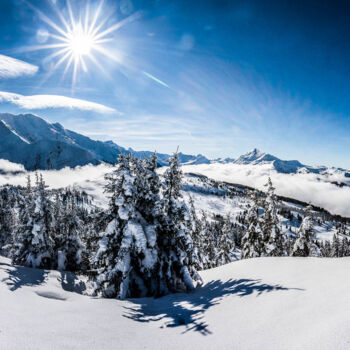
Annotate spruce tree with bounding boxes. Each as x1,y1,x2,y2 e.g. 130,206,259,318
215,214,235,266
241,191,264,259
0,187,16,250
262,178,284,256
331,234,341,257
53,196,85,271
11,174,53,268
292,205,319,257
157,151,202,294
93,154,159,298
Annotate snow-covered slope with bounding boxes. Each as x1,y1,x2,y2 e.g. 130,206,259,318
1,255,350,349
0,113,210,170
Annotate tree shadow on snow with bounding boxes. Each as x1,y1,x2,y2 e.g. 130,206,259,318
0,262,49,291
123,278,304,335
58,270,86,294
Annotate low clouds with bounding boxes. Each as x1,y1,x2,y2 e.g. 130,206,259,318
0,159,349,217
182,163,350,217
0,54,38,79
0,161,111,208
0,91,117,114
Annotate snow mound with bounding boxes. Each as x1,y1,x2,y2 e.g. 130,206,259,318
1,256,350,349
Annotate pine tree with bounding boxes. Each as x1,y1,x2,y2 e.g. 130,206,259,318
215,214,235,266
11,174,53,268
321,240,332,257
331,234,341,257
262,178,284,256
292,205,319,257
187,195,206,270
53,196,85,271
241,191,264,259
0,187,16,250
93,154,159,298
157,151,202,294
199,211,216,269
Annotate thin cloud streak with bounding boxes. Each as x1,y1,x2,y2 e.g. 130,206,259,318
0,91,118,114
0,54,38,79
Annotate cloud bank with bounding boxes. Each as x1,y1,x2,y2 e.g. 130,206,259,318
1,160,349,217
182,163,350,218
0,54,38,79
0,91,116,114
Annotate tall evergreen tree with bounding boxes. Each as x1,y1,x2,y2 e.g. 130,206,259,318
11,174,53,268
292,205,319,257
262,178,284,256
241,191,264,259
215,214,235,266
0,187,16,250
53,197,85,271
157,151,202,294
93,154,159,298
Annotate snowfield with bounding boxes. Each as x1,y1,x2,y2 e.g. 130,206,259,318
1,256,350,349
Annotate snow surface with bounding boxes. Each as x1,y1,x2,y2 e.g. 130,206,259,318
1,255,350,349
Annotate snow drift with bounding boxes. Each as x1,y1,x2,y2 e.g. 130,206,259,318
1,256,350,349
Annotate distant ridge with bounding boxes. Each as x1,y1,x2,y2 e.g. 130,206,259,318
0,113,210,170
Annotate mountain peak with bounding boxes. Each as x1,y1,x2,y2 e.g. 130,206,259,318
248,148,262,155
235,148,274,165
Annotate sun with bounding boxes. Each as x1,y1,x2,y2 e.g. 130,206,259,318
25,0,140,86
67,26,95,58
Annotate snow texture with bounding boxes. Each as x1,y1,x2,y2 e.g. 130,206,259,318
1,255,350,349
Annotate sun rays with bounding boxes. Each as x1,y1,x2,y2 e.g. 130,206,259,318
23,0,140,87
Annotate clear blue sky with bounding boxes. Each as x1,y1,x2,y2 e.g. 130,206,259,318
0,0,349,168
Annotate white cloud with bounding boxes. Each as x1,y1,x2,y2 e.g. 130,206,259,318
1,159,349,217
0,159,25,173
0,161,112,208
0,54,38,79
0,91,117,114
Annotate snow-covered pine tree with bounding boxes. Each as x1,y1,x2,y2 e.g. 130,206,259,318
215,214,235,266
0,187,16,250
157,151,202,294
241,191,264,259
93,154,159,299
53,196,85,271
292,204,319,257
11,174,53,268
321,239,332,257
331,234,341,257
187,195,204,270
262,178,284,256
341,238,350,257
198,211,216,269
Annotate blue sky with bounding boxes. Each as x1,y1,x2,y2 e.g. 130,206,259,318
0,0,349,168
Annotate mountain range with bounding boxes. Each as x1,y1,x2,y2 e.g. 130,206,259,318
0,113,349,177
0,113,209,170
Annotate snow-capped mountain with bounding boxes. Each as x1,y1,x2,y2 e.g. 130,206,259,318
0,113,210,170
223,148,349,177
234,148,313,173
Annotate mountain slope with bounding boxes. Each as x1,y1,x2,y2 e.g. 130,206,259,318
1,255,350,349
0,113,210,170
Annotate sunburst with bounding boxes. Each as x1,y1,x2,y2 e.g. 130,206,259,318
24,0,140,86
